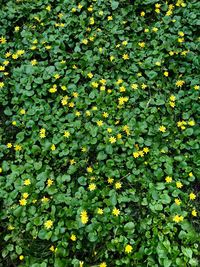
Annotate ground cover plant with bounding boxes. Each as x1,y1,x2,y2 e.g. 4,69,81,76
0,0,200,266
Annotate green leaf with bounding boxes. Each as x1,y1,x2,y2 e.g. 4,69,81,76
111,1,119,10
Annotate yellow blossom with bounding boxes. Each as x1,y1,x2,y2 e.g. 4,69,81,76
115,182,122,189
125,244,133,254
88,183,96,191
192,209,197,217
175,199,181,205
176,80,185,87
112,207,120,216
80,210,88,224
70,234,77,241
109,136,116,144
24,179,31,186
176,181,183,188
165,176,172,183
159,125,166,133
97,208,104,215
189,193,196,200
44,220,53,229
19,199,27,206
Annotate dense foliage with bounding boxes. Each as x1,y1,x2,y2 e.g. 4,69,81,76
0,0,200,266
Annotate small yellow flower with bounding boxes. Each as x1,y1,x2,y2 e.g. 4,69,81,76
176,80,185,87
97,208,104,215
133,152,139,158
51,144,56,151
80,210,88,224
22,193,29,199
192,209,197,217
31,59,37,66
115,182,122,190
88,183,96,191
108,16,113,21
24,179,31,186
107,177,114,184
140,11,145,17
189,193,196,200
99,262,107,267
19,255,24,260
20,109,26,115
70,234,77,241
194,85,199,90
175,198,181,205
0,82,5,88
87,166,93,173
125,244,133,254
165,176,172,183
159,125,166,133
14,144,22,151
44,220,53,229
97,120,103,127
63,131,70,138
109,136,116,144
176,181,183,188
49,245,55,252
122,54,129,60
173,215,184,223
19,199,27,206
143,147,149,153
7,143,12,148
47,179,53,187
188,120,195,126
164,71,169,77
112,207,120,216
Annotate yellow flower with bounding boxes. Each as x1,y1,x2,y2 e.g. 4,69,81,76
97,208,104,215
109,136,116,144
175,199,181,205
31,59,37,65
80,210,89,224
91,81,98,88
188,120,195,126
40,128,46,138
22,193,29,199
7,143,12,148
14,144,22,151
63,131,70,138
102,112,108,118
165,176,172,183
122,54,129,60
97,120,103,126
19,199,27,206
176,181,183,188
82,39,88,45
79,261,84,267
115,182,122,190
108,177,114,184
178,31,184,37
0,82,5,88
131,83,138,90
138,42,145,48
189,193,196,200
143,147,149,153
159,125,166,133
141,83,147,89
70,234,77,241
44,220,53,229
192,209,197,217
89,17,95,25
88,183,96,191
108,16,113,21
99,262,107,267
24,179,31,186
176,80,185,87
112,207,120,216
41,197,49,203
194,85,199,90
47,179,53,187
140,11,145,17
125,244,133,254
87,166,93,173
51,144,56,151
49,245,55,252
133,152,139,158
173,215,184,223
19,255,24,260
0,36,7,44
170,95,176,101
20,109,26,115
164,71,169,77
